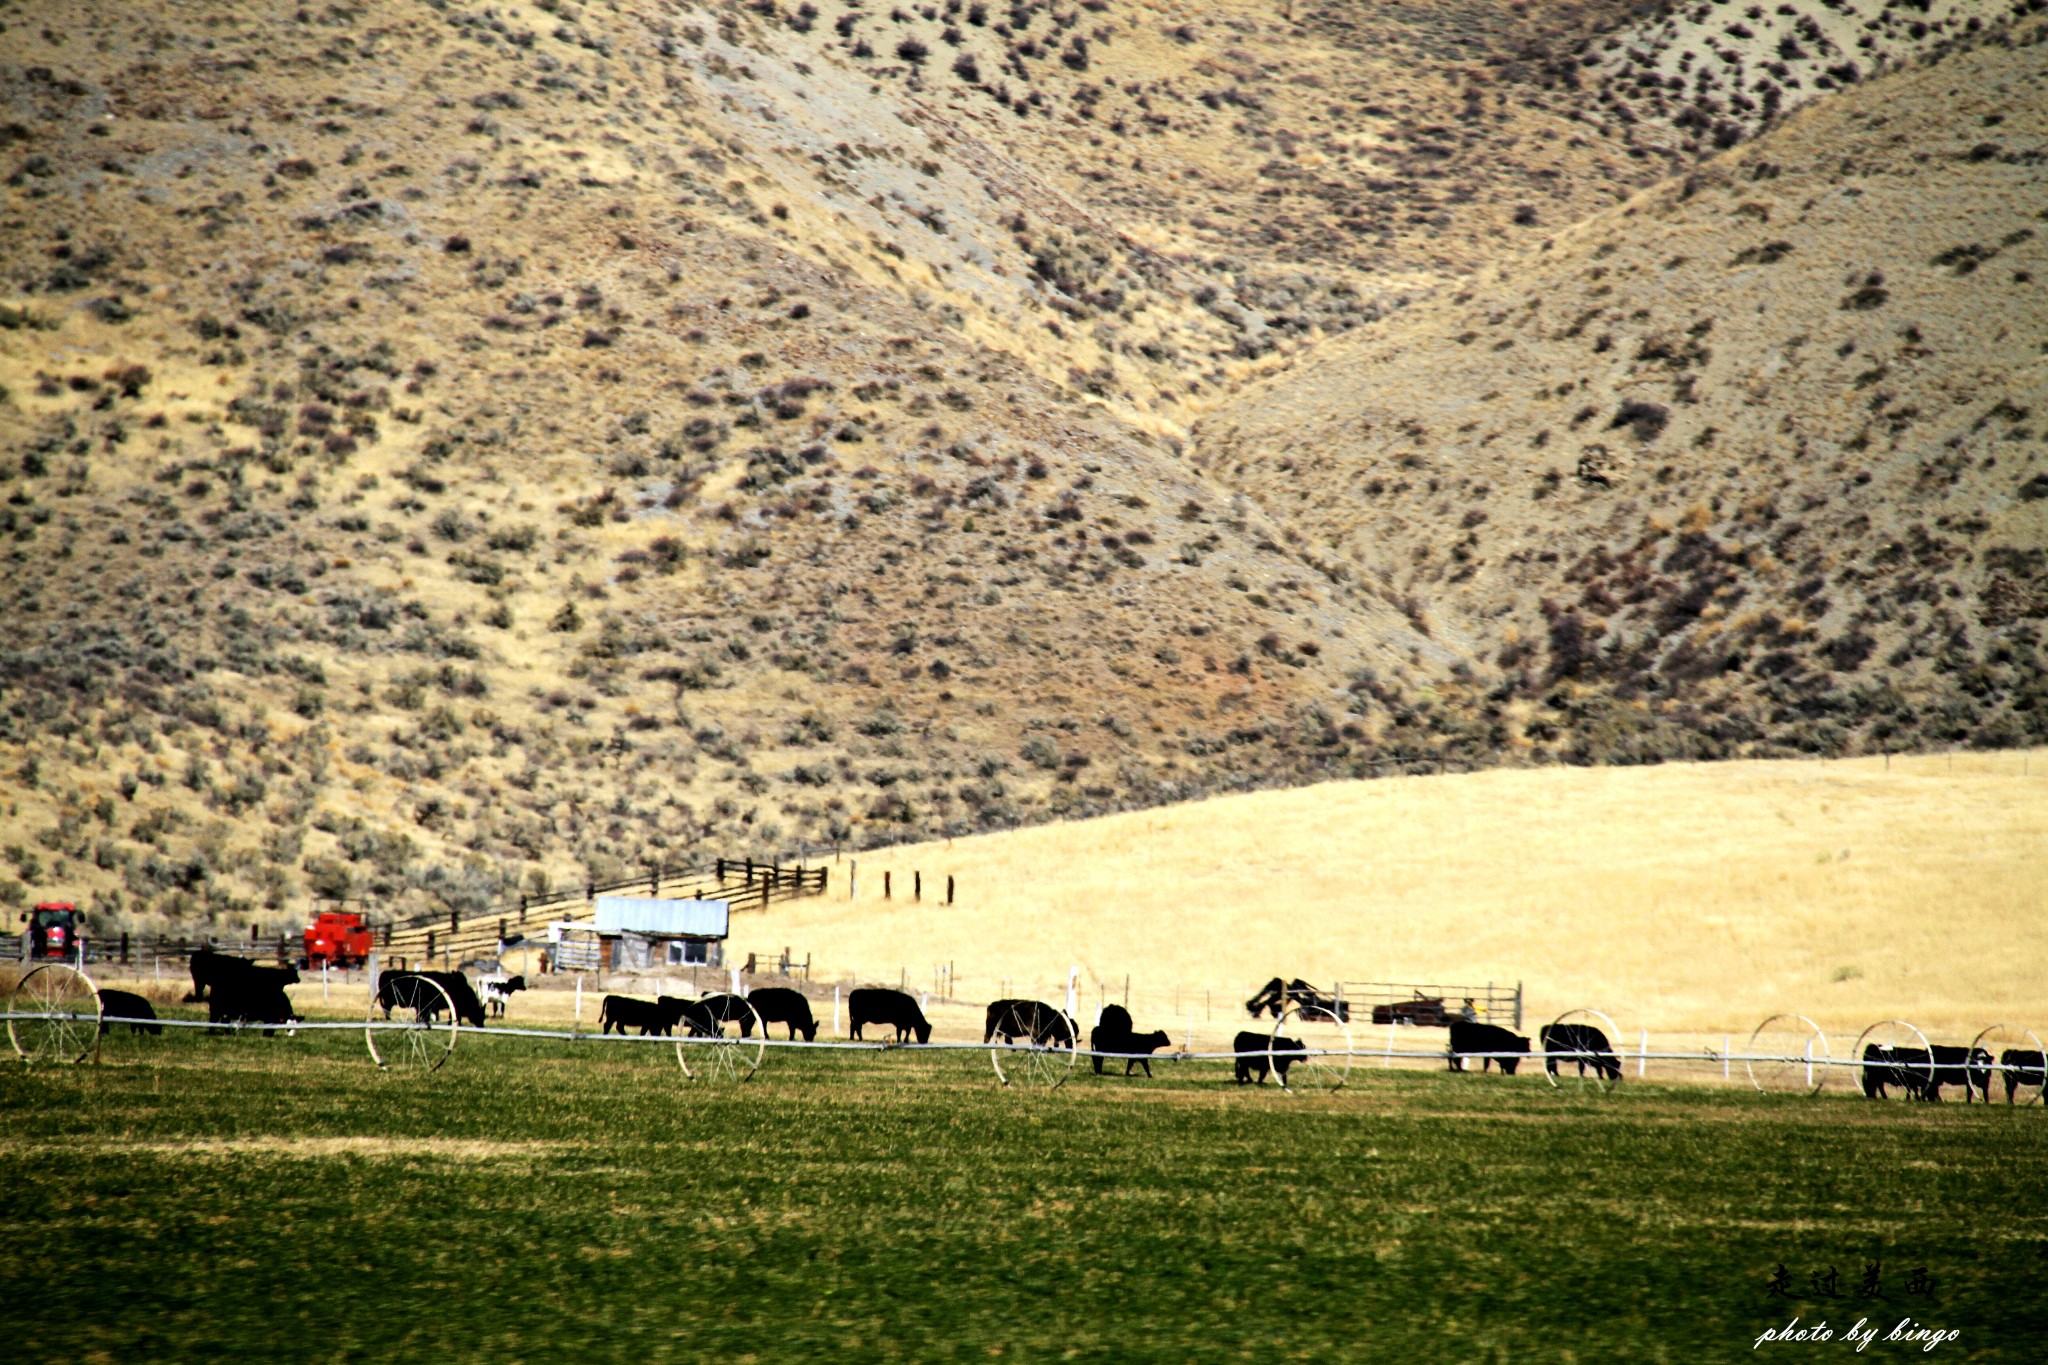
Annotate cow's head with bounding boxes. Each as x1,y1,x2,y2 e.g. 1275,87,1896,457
1139,1030,1171,1053
913,1020,932,1045
800,1019,819,1042
505,975,526,992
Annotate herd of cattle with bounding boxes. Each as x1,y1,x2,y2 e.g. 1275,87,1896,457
1860,1042,2044,1103
71,955,2045,1101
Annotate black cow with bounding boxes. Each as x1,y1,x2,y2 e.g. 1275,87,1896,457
1860,1044,1935,1100
98,989,163,1036
480,975,526,1019
1448,1020,1528,1075
849,987,930,1044
1861,1044,1905,1099
1233,1029,1305,1085
208,966,301,1035
663,996,721,1038
1927,1045,1993,1103
376,971,487,1027
184,947,293,1003
1539,1022,1620,1082
2000,1049,2045,1104
694,993,759,1035
745,987,819,1041
601,994,687,1036
1088,1004,1171,1077
984,999,1074,1048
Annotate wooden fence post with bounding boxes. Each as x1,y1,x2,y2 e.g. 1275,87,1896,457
884,871,892,900
914,871,921,901
946,875,955,905
427,930,435,960
119,931,129,965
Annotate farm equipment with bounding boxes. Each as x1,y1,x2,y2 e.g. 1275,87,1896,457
1244,977,1352,1023
22,903,84,961
1371,996,1450,1027
303,910,375,968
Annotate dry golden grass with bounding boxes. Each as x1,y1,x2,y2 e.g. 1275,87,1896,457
754,749,2048,1041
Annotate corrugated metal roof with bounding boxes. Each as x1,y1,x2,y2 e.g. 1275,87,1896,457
592,896,730,938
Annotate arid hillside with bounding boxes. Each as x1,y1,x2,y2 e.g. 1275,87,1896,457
1198,20,2048,762
0,0,2041,938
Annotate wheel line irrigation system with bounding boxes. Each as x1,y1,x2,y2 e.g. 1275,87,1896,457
9,965,2044,1101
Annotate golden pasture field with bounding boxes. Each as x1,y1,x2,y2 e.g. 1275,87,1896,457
750,751,2048,1046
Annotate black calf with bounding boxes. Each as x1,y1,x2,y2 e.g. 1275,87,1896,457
98,989,162,1036
1233,1029,1305,1085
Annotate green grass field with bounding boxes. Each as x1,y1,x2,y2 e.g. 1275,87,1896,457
4,1031,2046,1363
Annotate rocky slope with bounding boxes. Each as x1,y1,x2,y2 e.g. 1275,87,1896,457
1197,18,2048,762
0,0,2040,935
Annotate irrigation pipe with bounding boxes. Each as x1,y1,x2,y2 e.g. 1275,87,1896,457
14,1013,2042,1076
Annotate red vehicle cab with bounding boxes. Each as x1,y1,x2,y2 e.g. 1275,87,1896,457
303,910,375,968
24,902,84,961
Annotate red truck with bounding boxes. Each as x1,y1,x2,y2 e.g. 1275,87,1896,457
23,902,84,960
303,910,375,968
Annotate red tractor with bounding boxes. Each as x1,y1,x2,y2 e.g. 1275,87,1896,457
23,902,85,961
303,910,375,968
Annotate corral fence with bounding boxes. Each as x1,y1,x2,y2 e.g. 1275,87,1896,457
2,857,833,977
378,858,830,967
1339,981,1523,1030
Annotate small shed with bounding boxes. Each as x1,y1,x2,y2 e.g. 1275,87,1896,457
590,895,730,971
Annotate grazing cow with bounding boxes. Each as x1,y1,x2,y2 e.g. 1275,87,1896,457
2000,1049,2045,1103
601,994,685,1036
658,996,722,1038
207,965,301,1035
1088,1004,1171,1077
184,947,292,1003
97,988,163,1036
745,987,819,1041
1925,1045,1994,1103
1861,1044,1938,1100
849,987,930,1044
478,975,526,1019
1233,1029,1305,1085
693,993,760,1035
984,999,1074,1048
1861,1044,1904,1099
1448,1020,1528,1075
1539,1023,1620,1082
376,971,487,1027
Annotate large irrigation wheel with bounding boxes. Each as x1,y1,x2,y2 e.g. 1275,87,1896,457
678,996,764,1082
366,975,458,1073
990,1008,1079,1090
1745,1014,1832,1096
7,963,101,1065
1271,1000,1351,1093
1971,1023,2045,1106
1851,1019,1932,1101
1543,1008,1624,1094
